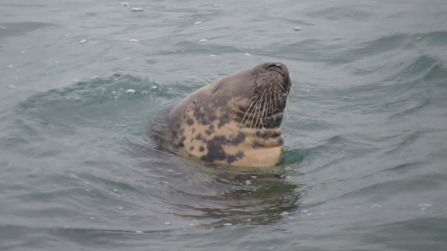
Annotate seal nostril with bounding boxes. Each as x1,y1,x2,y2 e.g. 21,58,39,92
266,63,279,69
265,63,285,73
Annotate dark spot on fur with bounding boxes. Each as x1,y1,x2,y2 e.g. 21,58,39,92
180,136,186,142
190,146,194,151
201,143,227,162
255,129,281,138
252,139,264,148
193,105,218,125
199,146,204,152
263,113,283,128
226,151,245,164
195,133,206,142
277,137,284,145
233,133,246,145
179,142,185,147
191,128,196,134
217,114,230,129
187,118,194,126
199,133,246,163
202,124,215,136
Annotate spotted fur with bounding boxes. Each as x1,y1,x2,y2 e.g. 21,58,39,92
151,62,291,167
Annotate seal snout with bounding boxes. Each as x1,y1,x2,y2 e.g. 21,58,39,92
262,62,291,91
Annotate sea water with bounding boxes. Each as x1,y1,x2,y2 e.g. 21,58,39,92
1,0,447,250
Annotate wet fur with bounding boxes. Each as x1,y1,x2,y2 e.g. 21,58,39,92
149,62,291,167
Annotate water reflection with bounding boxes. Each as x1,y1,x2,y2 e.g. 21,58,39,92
137,147,302,227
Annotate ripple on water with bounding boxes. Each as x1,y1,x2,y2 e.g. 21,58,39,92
365,217,447,250
135,155,303,227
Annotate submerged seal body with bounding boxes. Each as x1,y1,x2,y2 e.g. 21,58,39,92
151,62,291,167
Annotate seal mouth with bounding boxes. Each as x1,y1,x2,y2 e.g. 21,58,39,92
235,62,291,129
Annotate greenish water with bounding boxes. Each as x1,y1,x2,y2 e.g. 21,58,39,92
1,0,447,250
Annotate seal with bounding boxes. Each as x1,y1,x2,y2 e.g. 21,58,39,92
150,62,291,167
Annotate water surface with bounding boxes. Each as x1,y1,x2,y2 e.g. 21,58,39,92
1,0,447,250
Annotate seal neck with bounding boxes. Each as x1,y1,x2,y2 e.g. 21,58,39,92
239,127,282,138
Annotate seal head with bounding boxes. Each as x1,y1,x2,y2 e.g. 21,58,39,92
151,62,291,167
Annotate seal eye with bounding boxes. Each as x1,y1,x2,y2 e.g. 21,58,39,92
211,82,223,94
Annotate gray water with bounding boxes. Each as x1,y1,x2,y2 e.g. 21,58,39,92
1,0,447,250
